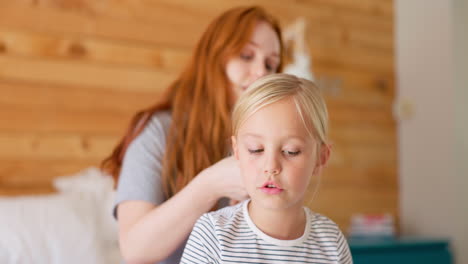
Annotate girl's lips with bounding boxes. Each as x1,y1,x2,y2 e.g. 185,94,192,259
258,180,283,195
260,187,283,195
261,180,282,189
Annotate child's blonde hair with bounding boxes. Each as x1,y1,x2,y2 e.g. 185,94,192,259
232,73,329,149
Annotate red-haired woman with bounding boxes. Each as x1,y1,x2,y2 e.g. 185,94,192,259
102,6,283,264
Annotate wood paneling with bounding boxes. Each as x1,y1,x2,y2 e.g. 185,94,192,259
0,0,397,232
0,2,206,48
0,55,176,92
0,159,96,195
0,133,116,159
0,81,159,113
0,28,190,70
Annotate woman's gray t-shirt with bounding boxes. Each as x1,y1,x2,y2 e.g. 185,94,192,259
114,111,228,264
114,111,185,264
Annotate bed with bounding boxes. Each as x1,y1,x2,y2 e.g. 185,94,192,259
0,167,121,264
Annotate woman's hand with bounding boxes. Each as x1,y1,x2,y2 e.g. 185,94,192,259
200,156,249,202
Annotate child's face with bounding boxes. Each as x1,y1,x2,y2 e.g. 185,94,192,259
232,97,325,211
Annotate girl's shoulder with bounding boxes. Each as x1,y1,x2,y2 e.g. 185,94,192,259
203,201,245,228
308,210,339,227
307,208,346,240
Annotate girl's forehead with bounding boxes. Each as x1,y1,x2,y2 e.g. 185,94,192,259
237,98,314,140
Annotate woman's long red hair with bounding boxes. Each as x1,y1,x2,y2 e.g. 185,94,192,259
102,6,283,198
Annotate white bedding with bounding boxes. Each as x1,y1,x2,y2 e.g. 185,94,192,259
0,168,121,264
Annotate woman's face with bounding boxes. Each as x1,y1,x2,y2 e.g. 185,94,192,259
225,21,281,103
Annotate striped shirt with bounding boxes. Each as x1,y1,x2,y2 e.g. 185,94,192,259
181,200,353,264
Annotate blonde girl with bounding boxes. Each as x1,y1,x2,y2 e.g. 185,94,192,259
181,73,352,264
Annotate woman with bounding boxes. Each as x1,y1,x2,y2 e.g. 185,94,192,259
102,6,283,264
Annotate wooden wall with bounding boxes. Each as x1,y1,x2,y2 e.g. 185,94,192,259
0,0,396,232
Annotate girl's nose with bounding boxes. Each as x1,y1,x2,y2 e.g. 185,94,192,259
264,168,280,176
264,153,281,176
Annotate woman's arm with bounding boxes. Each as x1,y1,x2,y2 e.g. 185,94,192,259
118,156,247,264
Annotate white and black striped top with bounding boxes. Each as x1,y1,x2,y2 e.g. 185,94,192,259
180,200,353,264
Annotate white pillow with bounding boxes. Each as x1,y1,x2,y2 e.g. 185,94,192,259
0,167,120,264
53,168,118,247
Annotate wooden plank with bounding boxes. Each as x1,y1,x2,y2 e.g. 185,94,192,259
315,65,395,93
0,133,118,160
325,90,393,111
322,165,398,189
300,20,395,72
306,24,393,54
310,187,398,214
0,158,98,187
329,104,395,125
0,28,190,71
0,106,131,134
315,192,398,214
312,44,394,74
0,80,161,113
24,0,214,35
0,158,99,196
0,158,100,196
152,0,393,31
308,0,393,18
329,124,396,145
144,0,332,26
0,55,176,92
0,2,205,48
314,67,395,107
328,142,397,167
0,186,55,196
345,27,393,52
332,7,393,32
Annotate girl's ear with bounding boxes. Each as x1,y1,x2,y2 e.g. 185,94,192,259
318,143,331,167
313,143,331,175
231,136,239,160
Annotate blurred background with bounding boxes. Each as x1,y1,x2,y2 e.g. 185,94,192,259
0,0,466,263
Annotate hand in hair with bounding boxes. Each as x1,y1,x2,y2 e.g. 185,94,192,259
201,156,249,203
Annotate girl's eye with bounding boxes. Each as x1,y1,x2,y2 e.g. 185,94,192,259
248,149,263,154
283,150,301,156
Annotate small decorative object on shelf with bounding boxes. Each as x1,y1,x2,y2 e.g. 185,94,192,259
348,213,396,239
